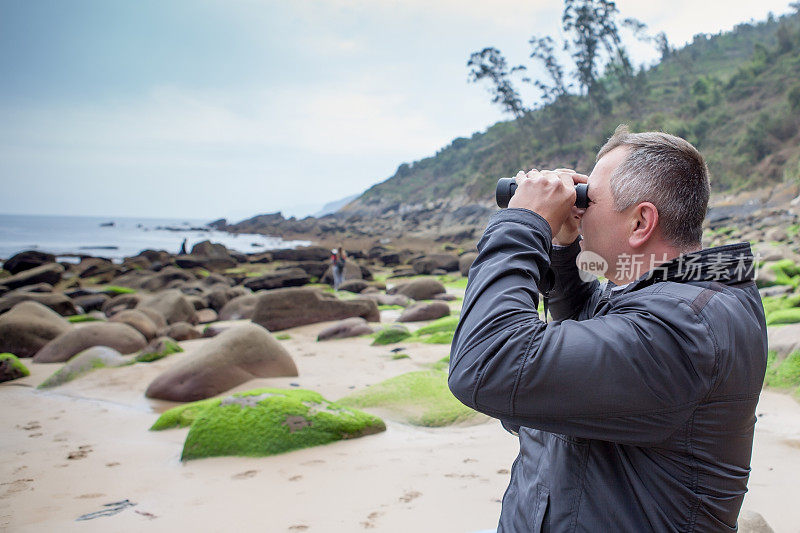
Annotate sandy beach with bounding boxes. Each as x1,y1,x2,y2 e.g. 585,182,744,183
2,311,800,533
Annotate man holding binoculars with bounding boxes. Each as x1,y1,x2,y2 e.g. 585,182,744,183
449,125,768,531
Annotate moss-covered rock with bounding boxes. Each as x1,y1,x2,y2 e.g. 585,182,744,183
371,325,411,345
765,350,800,390
135,336,183,363
408,315,459,344
103,285,137,295
38,347,133,388
151,388,386,461
337,370,481,427
766,308,800,325
0,352,30,382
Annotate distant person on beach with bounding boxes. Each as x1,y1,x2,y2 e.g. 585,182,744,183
179,238,187,255
331,247,346,289
449,125,767,531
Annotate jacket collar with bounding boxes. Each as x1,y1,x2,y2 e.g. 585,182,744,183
621,242,756,293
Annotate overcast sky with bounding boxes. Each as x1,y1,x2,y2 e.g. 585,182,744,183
0,0,795,221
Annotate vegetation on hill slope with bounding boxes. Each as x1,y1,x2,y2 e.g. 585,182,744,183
348,10,800,213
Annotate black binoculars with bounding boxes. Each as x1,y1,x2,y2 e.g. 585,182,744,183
496,177,590,209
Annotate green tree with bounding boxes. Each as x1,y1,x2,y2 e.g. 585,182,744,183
467,48,527,119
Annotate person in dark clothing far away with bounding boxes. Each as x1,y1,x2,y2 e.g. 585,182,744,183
449,125,767,532
179,238,187,255
331,247,347,289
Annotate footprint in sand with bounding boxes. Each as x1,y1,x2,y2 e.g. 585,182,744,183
288,475,303,482
360,511,383,529
76,493,105,499
0,478,34,497
300,459,325,465
106,462,120,467
288,525,309,531
399,490,421,503
232,470,258,480
19,421,41,432
67,445,93,460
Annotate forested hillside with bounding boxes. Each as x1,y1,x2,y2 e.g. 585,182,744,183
346,10,800,214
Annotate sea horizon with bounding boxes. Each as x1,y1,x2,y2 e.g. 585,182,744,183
0,213,310,262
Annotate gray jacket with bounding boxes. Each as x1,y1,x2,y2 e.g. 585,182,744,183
449,209,767,532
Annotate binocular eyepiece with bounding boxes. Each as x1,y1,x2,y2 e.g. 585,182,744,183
496,177,589,209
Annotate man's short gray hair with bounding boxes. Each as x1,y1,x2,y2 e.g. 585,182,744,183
597,124,710,249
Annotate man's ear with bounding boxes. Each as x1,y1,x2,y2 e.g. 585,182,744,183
628,202,659,249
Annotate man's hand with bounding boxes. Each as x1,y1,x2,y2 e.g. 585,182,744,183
551,168,588,246
508,169,584,238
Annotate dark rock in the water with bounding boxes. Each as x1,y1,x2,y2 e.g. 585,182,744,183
110,309,158,341
0,263,64,291
3,250,56,275
251,287,380,331
33,322,147,363
390,278,446,301
458,252,478,277
0,301,71,357
145,323,298,402
218,293,260,321
0,292,79,316
242,268,309,291
399,302,451,322
207,218,227,230
137,289,198,325
317,317,375,341
72,293,110,313
337,279,369,293
161,322,202,341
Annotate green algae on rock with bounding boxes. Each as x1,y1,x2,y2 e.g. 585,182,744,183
337,370,481,427
371,325,411,345
766,307,800,325
0,352,30,382
151,388,386,461
38,346,133,388
135,336,183,363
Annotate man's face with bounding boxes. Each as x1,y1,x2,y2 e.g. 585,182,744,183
580,146,634,280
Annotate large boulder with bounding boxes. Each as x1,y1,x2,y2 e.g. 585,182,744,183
3,250,56,274
270,246,330,262
459,252,478,277
767,324,800,361
359,293,411,307
390,278,447,301
218,293,260,320
242,268,309,291
38,347,131,388
337,279,369,293
207,286,249,312
174,254,236,271
251,288,380,331
317,317,375,341
102,293,143,316
72,293,110,313
287,261,329,279
136,290,198,325
412,254,459,275
162,322,202,341
145,323,299,402
110,309,158,341
191,240,232,258
0,263,64,291
76,258,119,281
0,301,71,357
33,322,147,363
150,388,385,460
398,302,451,322
0,292,79,316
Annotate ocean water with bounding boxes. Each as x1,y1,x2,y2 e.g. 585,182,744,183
0,214,310,263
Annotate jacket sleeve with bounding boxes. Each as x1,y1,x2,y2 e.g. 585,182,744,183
548,238,601,321
449,209,717,446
